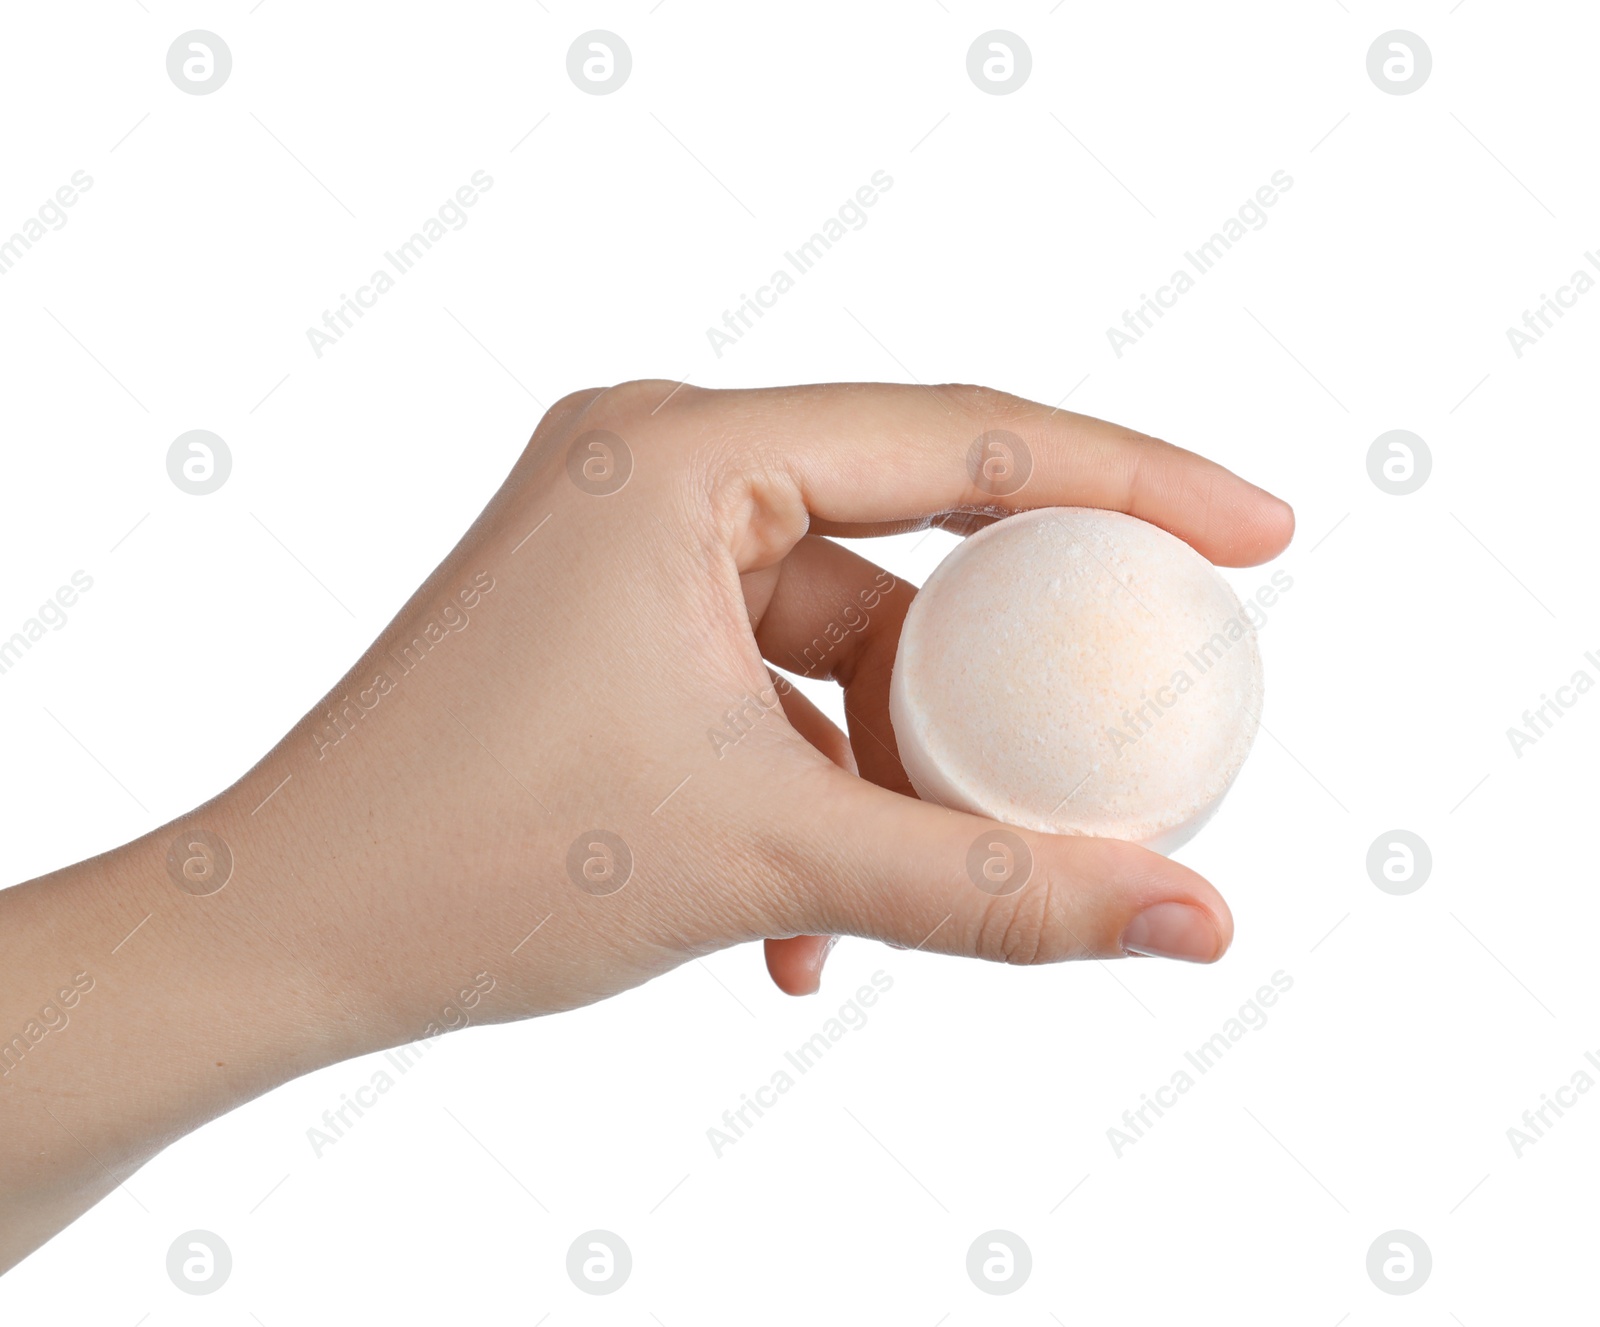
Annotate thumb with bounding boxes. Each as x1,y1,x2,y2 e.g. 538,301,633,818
774,769,1233,966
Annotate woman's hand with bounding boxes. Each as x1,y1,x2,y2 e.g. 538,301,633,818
0,380,1292,1267
271,379,1291,1021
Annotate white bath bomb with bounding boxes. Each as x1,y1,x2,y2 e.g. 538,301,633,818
889,507,1263,853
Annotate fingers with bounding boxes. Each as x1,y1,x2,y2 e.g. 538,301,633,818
666,382,1293,567
764,935,837,997
767,768,1234,967
749,536,1231,969
763,673,847,995
752,536,915,794
769,664,856,775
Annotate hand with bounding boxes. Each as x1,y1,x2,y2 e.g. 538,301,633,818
236,376,1292,1017
0,380,1292,1265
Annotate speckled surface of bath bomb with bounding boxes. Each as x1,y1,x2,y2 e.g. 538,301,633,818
889,506,1264,853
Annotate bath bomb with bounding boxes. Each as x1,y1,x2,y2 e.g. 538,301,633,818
888,507,1263,853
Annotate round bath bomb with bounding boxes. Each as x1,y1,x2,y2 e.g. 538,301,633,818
888,506,1263,853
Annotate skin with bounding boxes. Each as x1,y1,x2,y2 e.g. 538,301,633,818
0,381,1293,1270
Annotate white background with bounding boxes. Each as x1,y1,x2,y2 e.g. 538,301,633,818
2,1,1596,1321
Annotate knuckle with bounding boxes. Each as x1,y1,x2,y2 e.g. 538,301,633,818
519,380,714,501
523,385,604,450
738,765,878,936
516,387,605,481
582,378,700,432
931,381,1029,428
705,454,807,566
727,780,835,932
973,872,1058,966
546,386,607,421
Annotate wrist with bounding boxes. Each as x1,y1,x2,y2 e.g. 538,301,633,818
0,791,366,1267
74,793,361,1108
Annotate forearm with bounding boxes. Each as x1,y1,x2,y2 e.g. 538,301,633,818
0,783,364,1271
0,589,582,1273
0,500,624,1271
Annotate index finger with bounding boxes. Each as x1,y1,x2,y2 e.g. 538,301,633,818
694,381,1294,567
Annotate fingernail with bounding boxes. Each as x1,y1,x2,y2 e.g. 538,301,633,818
1121,903,1220,963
